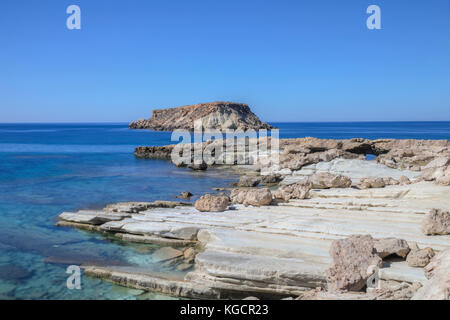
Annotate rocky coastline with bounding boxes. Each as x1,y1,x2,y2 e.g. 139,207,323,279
57,136,450,300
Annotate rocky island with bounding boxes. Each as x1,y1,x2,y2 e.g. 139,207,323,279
129,101,273,131
57,134,450,300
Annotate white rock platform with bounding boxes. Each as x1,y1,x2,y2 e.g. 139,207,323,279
57,180,450,299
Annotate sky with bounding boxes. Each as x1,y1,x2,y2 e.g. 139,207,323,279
0,0,449,122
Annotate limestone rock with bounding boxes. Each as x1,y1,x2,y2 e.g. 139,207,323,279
195,194,230,212
372,282,422,300
273,182,311,201
237,176,260,187
422,209,450,235
183,248,196,263
412,249,450,300
308,172,352,189
129,102,273,131
373,238,410,259
398,175,411,185
230,188,273,207
260,174,283,185
326,235,382,292
406,246,435,267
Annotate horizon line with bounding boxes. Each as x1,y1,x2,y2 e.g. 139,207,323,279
1,120,450,125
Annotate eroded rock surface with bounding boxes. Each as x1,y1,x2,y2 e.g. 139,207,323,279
195,194,230,212
326,235,382,292
308,172,352,189
230,188,272,206
273,182,311,201
422,209,450,235
412,249,450,300
374,238,410,259
406,244,435,268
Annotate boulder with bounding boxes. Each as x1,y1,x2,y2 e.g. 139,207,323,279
412,249,450,300
308,172,352,189
422,209,450,235
359,177,386,189
195,194,230,212
406,244,435,267
326,235,382,292
237,176,260,187
260,174,283,185
373,238,410,259
230,188,273,207
273,182,311,201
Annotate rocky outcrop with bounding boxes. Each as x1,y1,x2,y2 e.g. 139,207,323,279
129,102,273,131
277,137,450,175
412,249,450,300
230,188,273,207
194,194,230,212
326,235,382,292
57,179,450,300
422,209,450,235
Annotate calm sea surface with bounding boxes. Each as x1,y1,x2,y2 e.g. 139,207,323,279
0,122,449,299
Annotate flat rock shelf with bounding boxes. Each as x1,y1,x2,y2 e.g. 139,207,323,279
57,181,450,299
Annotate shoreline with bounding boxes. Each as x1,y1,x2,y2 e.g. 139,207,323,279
56,136,450,300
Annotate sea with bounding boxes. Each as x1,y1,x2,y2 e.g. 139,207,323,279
0,122,449,299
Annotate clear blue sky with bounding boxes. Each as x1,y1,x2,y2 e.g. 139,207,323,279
1,0,449,122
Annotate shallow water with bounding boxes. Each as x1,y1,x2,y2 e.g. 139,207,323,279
0,122,449,299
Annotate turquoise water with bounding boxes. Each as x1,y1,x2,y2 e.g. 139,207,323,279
0,124,238,299
0,122,449,300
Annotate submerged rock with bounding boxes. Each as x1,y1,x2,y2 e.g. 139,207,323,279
195,194,230,212
187,162,208,171
176,191,193,199
422,209,450,235
326,235,382,292
152,247,184,263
